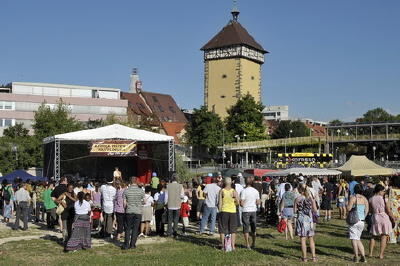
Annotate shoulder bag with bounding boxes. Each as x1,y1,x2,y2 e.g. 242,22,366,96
346,196,359,225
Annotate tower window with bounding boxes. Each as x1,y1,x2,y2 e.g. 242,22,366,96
251,76,255,80
222,74,227,79
220,95,226,98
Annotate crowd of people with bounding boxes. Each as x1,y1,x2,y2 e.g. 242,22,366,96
1,170,400,262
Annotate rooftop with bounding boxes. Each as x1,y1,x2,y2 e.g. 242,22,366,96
12,82,121,92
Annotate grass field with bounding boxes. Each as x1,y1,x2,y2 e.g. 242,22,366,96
0,218,399,265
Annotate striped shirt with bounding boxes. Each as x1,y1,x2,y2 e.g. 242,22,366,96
123,185,145,214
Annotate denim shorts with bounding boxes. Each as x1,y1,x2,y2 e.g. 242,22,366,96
242,212,257,233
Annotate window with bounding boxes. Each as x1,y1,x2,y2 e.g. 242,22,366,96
220,95,226,98
158,105,164,112
251,76,255,80
222,74,227,79
152,96,159,103
277,112,281,116
0,118,15,127
0,101,15,110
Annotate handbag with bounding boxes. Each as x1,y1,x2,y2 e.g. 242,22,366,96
277,218,287,233
312,211,319,224
347,197,359,225
56,196,66,215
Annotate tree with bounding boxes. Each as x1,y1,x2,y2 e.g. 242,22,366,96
0,123,41,174
33,100,84,142
3,123,29,138
225,93,266,142
271,120,309,139
329,119,343,126
185,106,224,155
356,108,394,123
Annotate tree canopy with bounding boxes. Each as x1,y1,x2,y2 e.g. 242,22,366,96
356,107,398,123
33,101,84,142
185,106,224,155
225,94,266,142
271,120,309,139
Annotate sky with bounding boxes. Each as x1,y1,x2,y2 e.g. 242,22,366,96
1,0,399,122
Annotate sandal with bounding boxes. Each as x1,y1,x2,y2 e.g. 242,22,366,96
301,257,308,262
311,257,317,262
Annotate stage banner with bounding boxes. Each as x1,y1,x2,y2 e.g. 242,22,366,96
90,140,137,157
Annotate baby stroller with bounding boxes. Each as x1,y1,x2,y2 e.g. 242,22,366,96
91,206,103,236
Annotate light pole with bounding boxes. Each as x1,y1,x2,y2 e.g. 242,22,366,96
235,135,240,167
12,144,18,169
222,127,225,168
189,146,193,169
373,146,376,161
336,129,341,139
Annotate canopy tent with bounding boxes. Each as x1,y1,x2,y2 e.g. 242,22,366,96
337,155,395,177
264,167,342,177
43,124,175,181
43,124,173,144
0,170,46,183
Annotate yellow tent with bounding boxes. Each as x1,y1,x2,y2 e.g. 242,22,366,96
337,155,395,177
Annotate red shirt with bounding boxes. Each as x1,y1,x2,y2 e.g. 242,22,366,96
180,202,191,217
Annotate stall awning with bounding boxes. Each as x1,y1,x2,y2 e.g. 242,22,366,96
43,124,174,144
337,155,395,177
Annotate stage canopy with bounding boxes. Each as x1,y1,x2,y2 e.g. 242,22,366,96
337,155,395,177
43,124,175,181
264,167,342,177
43,124,173,144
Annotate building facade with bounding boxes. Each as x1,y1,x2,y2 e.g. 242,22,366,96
201,8,268,119
263,105,289,121
0,82,128,135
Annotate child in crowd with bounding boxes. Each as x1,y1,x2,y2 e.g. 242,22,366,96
140,186,154,237
180,196,191,235
3,200,12,222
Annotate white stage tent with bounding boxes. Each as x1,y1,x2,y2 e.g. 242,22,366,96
264,167,342,177
43,124,175,180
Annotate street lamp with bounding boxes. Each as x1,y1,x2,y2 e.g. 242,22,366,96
235,135,240,166
243,133,246,142
189,146,193,169
373,146,376,161
289,129,293,139
11,144,18,169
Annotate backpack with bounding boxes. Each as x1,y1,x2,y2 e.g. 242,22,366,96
3,188,11,201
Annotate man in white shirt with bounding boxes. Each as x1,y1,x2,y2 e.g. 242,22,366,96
100,177,117,238
240,177,260,249
311,176,323,207
234,176,245,226
199,178,221,235
13,183,31,231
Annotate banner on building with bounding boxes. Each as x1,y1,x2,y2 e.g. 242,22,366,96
90,140,137,157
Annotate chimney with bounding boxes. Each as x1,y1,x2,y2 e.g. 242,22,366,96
129,68,141,93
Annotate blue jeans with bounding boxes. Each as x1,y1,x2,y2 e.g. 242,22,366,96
200,205,217,234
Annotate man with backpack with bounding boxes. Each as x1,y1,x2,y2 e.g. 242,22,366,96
3,180,14,218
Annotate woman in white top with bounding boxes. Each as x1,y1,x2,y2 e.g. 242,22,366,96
139,186,154,237
65,192,92,252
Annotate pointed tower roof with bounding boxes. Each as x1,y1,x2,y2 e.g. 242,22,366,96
201,11,268,54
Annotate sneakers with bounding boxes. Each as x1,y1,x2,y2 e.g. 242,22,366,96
353,256,359,263
360,256,367,263
138,233,145,238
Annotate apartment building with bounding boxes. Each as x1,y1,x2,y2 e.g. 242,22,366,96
0,82,128,135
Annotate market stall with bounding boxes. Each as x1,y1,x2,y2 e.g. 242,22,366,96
337,155,395,177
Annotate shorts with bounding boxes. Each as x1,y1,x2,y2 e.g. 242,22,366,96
197,199,204,213
349,221,365,240
282,207,294,219
320,198,332,210
242,212,257,233
218,212,237,234
337,197,346,208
